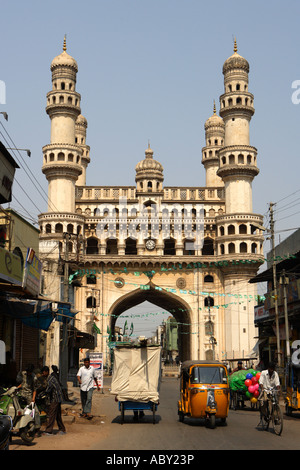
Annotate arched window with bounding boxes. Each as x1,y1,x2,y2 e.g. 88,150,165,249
228,242,235,253
106,239,118,254
202,238,214,256
55,223,63,233
86,275,96,284
46,224,51,233
86,237,99,254
240,242,247,253
251,243,258,254
239,224,247,234
204,296,214,307
125,238,137,255
204,275,214,283
228,225,235,235
86,296,96,309
164,238,176,256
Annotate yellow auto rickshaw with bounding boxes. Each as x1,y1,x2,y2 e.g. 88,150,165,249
285,361,300,416
178,360,230,428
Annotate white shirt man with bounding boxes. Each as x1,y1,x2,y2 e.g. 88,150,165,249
258,362,280,419
259,365,280,390
77,358,99,419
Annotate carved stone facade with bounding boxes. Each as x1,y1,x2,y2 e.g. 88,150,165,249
39,38,264,367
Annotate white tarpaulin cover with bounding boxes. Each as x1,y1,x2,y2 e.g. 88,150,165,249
110,346,161,403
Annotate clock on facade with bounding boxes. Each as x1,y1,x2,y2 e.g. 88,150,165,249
145,239,156,251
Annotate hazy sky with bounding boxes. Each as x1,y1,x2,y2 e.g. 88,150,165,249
2,0,300,335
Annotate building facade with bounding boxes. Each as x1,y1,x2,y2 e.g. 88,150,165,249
39,38,264,369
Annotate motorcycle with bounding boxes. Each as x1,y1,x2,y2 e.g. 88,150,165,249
0,415,13,450
0,386,36,445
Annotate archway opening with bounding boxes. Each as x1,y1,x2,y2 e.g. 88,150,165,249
109,283,192,362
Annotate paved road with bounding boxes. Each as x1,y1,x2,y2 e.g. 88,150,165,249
91,376,300,451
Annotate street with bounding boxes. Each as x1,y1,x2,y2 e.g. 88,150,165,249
89,377,300,451
10,376,300,452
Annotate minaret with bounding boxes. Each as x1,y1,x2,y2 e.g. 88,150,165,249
42,36,83,212
214,40,264,359
75,114,90,186
202,101,225,187
217,39,259,212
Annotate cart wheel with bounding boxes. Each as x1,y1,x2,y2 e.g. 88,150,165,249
152,404,156,424
208,414,216,429
178,411,184,422
120,403,124,425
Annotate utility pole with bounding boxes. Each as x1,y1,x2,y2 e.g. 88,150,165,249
207,296,215,360
60,232,70,397
281,269,290,363
269,202,281,367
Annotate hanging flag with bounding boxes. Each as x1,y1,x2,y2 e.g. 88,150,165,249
129,322,134,336
123,320,128,334
93,323,101,334
107,325,112,341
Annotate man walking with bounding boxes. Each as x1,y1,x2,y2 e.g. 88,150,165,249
43,366,66,435
77,357,100,419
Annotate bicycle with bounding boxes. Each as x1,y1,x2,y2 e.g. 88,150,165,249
259,387,283,435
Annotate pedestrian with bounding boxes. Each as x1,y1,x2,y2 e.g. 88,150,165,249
16,363,41,435
43,365,66,436
77,357,100,419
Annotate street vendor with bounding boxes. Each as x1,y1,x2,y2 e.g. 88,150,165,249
230,360,245,375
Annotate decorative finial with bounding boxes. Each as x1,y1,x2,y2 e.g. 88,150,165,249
234,37,237,53
63,35,67,52
148,139,151,149
213,100,216,115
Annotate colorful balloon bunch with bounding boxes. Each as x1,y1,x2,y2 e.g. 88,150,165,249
244,372,261,403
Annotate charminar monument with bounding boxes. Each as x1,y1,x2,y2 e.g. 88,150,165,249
38,37,264,370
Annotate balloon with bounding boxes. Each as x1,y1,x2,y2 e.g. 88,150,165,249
251,376,258,384
250,397,258,403
254,383,259,391
248,385,255,393
245,379,252,387
253,390,260,398
256,373,261,380
246,373,253,380
245,391,252,399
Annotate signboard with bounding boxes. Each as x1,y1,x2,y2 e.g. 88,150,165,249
254,305,269,323
0,143,19,204
0,246,22,285
89,352,103,389
22,248,43,296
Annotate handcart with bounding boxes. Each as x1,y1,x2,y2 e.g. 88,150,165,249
228,362,260,411
119,401,158,424
110,343,161,424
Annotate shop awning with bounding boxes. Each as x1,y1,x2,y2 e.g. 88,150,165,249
0,297,78,331
249,251,300,284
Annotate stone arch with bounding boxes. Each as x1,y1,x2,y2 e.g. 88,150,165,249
108,283,192,361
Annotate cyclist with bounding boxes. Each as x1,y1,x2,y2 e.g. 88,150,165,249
258,361,280,419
